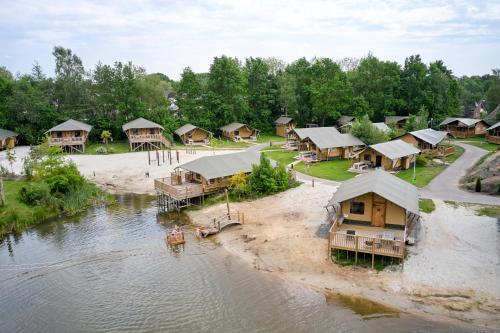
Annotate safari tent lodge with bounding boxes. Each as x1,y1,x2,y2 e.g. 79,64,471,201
174,124,211,145
122,117,170,151
274,116,295,138
219,122,258,141
155,152,269,211
326,169,420,266
398,128,454,156
356,139,420,172
0,129,18,150
337,116,355,133
439,118,488,138
290,127,365,162
47,119,92,153
486,121,500,144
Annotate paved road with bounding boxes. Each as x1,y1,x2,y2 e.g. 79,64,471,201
419,142,500,205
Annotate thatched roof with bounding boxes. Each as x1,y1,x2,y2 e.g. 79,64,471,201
122,118,164,131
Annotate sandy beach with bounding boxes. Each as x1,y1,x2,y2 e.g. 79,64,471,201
188,183,500,326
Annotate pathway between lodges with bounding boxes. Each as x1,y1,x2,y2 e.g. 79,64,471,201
419,142,500,206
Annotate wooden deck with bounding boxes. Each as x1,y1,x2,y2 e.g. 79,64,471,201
154,177,207,200
486,134,500,144
48,137,87,152
328,219,406,261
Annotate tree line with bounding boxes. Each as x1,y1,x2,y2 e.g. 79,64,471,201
0,46,499,145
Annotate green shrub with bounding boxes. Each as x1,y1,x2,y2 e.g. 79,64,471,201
475,178,481,192
416,155,429,167
274,164,289,191
249,154,277,194
19,182,51,206
95,146,108,154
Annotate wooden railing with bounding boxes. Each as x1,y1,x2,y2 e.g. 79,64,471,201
154,178,204,199
438,145,455,156
329,232,405,258
129,134,169,145
49,137,85,145
486,133,500,144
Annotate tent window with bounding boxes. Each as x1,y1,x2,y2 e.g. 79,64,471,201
350,201,365,215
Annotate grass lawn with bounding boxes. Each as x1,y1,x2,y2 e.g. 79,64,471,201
419,198,436,213
257,134,284,143
85,141,131,154
396,165,446,188
0,179,33,222
262,150,298,166
453,137,499,152
209,138,251,148
293,159,356,181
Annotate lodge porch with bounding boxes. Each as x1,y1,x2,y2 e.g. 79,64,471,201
48,137,87,153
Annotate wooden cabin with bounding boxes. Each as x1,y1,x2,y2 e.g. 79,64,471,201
122,117,170,151
337,116,355,133
326,169,420,266
439,118,488,138
154,152,271,211
47,119,92,153
219,123,258,141
357,140,420,172
385,116,421,129
174,124,211,145
0,129,18,150
274,116,295,137
398,128,453,156
486,121,500,144
290,127,365,161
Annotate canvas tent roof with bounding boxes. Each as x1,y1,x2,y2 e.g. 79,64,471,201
385,116,409,124
369,139,420,160
174,124,211,136
219,122,254,132
407,128,447,146
330,169,420,215
47,119,92,133
122,117,164,131
337,116,355,125
0,129,18,141
274,116,293,125
292,127,365,149
487,121,500,131
439,117,484,127
372,122,391,132
177,152,270,180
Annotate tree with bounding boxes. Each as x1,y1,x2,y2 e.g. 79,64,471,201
177,67,203,123
100,130,112,150
400,55,429,115
249,154,277,195
309,58,352,126
351,115,388,145
426,60,460,123
206,56,247,129
349,55,403,121
286,58,313,126
475,177,481,192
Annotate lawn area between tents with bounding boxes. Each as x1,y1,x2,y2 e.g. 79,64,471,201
294,159,355,181
454,137,499,152
85,141,131,154
262,150,297,166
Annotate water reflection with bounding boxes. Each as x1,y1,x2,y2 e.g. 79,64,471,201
0,194,497,333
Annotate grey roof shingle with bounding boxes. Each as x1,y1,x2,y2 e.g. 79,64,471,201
275,116,293,125
370,139,420,160
292,127,365,149
0,129,18,141
372,122,391,132
487,121,500,131
439,117,484,127
330,169,420,215
47,119,92,132
178,152,269,180
174,124,211,136
407,128,447,146
122,118,164,131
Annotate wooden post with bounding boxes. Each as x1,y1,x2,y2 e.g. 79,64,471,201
162,149,165,163
327,232,332,259
176,150,179,163
312,178,315,187
0,178,5,206
156,150,160,166
237,211,240,222
355,236,358,265
225,189,230,219
372,240,375,269
241,213,244,224
148,150,151,165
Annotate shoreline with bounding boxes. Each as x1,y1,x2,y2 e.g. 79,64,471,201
186,184,500,328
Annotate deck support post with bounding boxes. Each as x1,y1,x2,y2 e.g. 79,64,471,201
371,243,375,269
148,150,151,165
355,236,358,265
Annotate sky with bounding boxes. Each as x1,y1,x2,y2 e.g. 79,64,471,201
1,0,499,80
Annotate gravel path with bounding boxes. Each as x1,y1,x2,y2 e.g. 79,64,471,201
419,142,500,205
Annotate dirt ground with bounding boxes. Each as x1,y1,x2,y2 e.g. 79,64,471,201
188,184,500,326
0,146,237,194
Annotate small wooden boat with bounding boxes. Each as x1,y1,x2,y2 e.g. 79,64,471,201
165,232,186,246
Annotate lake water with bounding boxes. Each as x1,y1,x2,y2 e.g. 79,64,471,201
0,195,497,333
